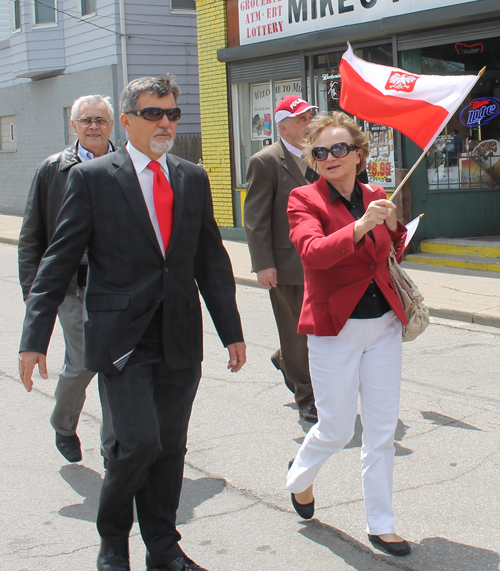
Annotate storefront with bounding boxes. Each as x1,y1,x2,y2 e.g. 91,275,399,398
196,0,500,241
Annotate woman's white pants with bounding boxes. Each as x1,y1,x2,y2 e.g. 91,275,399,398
286,311,403,535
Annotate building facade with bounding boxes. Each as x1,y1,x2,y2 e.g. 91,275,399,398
0,0,200,215
198,0,500,241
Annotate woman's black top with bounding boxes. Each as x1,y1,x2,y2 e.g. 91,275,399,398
328,181,392,319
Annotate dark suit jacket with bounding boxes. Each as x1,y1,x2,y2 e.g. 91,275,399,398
244,139,308,285
20,145,243,374
287,178,408,336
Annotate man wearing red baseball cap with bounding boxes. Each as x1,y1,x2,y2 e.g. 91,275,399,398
244,95,319,422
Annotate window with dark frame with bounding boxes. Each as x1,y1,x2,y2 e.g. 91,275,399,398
171,0,195,10
34,0,56,24
81,0,96,16
12,0,21,31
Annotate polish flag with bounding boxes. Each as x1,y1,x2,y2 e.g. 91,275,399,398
339,43,479,151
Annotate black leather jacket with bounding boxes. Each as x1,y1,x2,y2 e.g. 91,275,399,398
18,142,115,299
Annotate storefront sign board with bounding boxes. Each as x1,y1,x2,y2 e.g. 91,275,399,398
239,0,481,46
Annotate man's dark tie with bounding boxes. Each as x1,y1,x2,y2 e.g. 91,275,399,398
305,166,320,184
147,160,174,253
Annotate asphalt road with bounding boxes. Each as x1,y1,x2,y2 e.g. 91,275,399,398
1,241,499,571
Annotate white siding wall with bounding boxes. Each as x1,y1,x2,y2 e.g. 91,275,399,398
63,0,120,73
0,0,201,213
124,0,200,135
0,0,10,41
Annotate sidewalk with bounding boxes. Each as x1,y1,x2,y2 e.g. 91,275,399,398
3,213,500,328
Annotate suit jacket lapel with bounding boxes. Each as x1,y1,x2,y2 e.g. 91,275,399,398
112,147,162,255
165,154,184,257
278,140,307,186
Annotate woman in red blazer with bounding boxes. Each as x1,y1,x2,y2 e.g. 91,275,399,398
286,112,411,556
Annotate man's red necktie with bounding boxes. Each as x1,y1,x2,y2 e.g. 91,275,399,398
147,160,174,253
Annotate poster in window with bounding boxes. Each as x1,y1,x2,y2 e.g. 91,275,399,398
274,79,303,106
251,84,273,141
364,122,396,189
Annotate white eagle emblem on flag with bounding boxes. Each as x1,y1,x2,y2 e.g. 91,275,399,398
385,71,419,93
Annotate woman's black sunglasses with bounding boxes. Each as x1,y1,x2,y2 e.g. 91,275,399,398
127,107,182,122
311,142,359,161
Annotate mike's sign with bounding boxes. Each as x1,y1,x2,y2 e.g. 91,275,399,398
239,0,481,46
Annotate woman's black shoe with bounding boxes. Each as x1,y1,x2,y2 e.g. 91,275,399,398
288,459,315,519
368,535,411,556
291,493,315,519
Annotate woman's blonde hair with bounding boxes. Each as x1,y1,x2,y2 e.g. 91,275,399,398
302,111,369,174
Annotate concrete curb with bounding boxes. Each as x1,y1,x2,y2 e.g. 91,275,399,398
235,277,500,330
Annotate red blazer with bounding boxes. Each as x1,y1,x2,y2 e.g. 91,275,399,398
287,177,408,336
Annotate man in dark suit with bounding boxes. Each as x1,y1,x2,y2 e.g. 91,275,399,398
244,96,318,422
19,75,246,571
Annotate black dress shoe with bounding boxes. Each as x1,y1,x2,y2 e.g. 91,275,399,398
97,541,130,570
147,554,209,571
270,351,295,393
55,432,82,462
368,534,411,556
288,459,315,519
299,403,318,423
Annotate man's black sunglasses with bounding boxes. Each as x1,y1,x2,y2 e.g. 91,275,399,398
127,107,182,122
311,142,359,161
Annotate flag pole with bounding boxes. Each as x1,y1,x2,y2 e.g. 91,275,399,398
389,65,487,204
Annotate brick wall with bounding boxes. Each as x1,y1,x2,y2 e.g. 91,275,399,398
197,0,234,227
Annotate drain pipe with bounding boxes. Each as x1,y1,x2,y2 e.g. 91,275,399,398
119,0,128,91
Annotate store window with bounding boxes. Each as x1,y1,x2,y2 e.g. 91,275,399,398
232,78,305,187
0,115,17,152
34,0,56,24
308,44,397,188
423,37,500,190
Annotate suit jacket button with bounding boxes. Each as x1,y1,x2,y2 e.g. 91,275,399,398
370,264,376,270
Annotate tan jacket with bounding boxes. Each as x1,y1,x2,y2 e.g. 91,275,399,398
244,140,307,285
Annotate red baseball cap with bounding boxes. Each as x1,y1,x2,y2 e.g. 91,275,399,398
274,95,318,124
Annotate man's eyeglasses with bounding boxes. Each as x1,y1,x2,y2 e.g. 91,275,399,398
311,142,359,161
126,107,182,122
76,118,111,127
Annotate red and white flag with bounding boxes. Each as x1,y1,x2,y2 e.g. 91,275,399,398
339,43,479,151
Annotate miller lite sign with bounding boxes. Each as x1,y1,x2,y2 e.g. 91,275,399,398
460,98,500,127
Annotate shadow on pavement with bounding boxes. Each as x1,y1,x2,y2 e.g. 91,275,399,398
58,464,226,526
421,411,483,431
177,476,226,524
293,414,413,456
299,519,500,571
58,464,102,522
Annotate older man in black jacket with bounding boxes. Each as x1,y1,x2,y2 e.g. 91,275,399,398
18,94,115,463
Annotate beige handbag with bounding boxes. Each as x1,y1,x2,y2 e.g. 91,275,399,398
388,243,430,341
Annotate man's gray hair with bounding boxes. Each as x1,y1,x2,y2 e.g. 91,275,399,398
120,75,181,114
71,95,114,120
